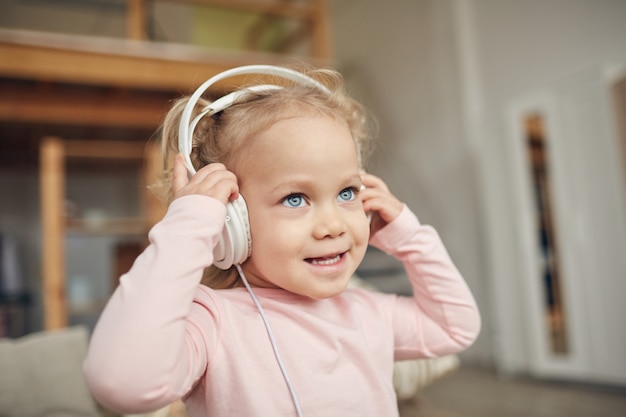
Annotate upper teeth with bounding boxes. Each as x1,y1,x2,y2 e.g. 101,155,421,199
310,255,341,265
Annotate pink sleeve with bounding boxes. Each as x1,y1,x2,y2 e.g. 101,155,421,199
369,205,481,360
83,195,225,414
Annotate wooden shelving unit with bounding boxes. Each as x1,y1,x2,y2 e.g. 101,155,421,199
40,137,164,329
0,0,332,93
1,0,333,331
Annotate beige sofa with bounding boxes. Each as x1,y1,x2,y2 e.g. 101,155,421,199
0,326,175,417
0,326,110,417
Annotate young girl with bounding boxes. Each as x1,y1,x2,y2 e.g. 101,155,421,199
83,64,480,417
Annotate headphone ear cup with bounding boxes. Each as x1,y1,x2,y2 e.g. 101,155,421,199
213,196,252,270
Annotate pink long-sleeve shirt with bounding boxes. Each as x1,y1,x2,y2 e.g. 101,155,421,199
84,195,480,417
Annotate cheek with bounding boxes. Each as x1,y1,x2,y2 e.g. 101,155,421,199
248,214,301,257
352,213,371,242
348,215,371,263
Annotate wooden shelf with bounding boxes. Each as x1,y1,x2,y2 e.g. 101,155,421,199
0,0,333,170
0,29,280,91
65,217,149,236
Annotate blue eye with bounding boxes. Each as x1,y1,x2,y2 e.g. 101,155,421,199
338,188,356,202
283,194,306,208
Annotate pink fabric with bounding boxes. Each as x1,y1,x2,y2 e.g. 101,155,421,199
84,195,480,416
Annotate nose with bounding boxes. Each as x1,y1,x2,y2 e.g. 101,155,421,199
312,204,347,239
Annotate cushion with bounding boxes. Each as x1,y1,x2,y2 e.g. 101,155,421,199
0,326,101,417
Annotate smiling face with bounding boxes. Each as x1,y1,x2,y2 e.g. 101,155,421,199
234,113,370,299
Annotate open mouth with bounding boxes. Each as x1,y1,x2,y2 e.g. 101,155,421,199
305,252,345,266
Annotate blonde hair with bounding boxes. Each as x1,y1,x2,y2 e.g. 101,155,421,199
151,64,375,288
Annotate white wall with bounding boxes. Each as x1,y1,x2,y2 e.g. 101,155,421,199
330,0,626,379
472,0,626,382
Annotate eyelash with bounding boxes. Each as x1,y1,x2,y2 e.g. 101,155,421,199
281,187,359,208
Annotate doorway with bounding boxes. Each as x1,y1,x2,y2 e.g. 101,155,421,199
503,66,626,386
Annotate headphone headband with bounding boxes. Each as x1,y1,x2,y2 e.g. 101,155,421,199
179,64,331,174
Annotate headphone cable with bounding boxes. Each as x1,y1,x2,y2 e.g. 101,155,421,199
235,264,304,417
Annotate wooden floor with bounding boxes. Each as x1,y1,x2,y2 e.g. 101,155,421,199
106,365,626,417
399,366,626,417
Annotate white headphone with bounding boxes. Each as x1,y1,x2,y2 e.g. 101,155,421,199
178,65,331,269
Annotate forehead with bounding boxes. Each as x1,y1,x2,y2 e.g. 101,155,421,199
236,114,359,185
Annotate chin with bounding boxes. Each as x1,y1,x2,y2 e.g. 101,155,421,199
307,278,351,300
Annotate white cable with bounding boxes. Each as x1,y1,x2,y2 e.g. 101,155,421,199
235,264,304,417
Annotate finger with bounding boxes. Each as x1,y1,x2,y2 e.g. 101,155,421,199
361,189,404,223
187,162,226,185
359,185,389,206
364,199,400,221
360,172,390,192
204,171,240,203
183,165,240,204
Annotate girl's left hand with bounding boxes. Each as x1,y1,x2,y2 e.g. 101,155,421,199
360,172,404,236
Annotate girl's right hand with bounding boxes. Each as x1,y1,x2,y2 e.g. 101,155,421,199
172,154,239,205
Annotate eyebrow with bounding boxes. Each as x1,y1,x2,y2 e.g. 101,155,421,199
270,179,314,194
270,174,362,194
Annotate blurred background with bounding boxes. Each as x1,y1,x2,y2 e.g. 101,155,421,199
0,0,625,416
